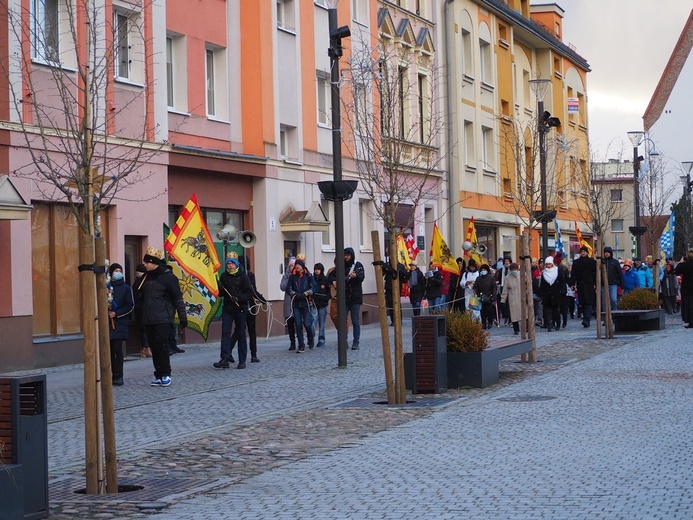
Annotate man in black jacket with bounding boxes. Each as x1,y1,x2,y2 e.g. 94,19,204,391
215,252,254,369
228,255,266,363
602,246,623,311
674,249,693,327
571,245,597,327
135,247,187,387
328,247,365,350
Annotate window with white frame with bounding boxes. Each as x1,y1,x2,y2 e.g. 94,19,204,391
464,120,475,167
279,124,297,160
610,189,623,202
113,6,144,83
321,198,335,248
460,29,472,76
114,12,131,79
166,37,174,107
316,70,330,126
205,45,227,118
612,219,624,232
32,0,60,62
206,49,216,115
277,0,296,31
352,0,368,24
479,38,492,84
481,125,495,172
358,199,373,249
166,34,187,111
417,73,429,143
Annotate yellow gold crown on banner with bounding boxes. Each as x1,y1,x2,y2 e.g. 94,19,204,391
296,253,306,261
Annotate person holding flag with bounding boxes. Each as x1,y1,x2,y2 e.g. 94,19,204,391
429,223,461,312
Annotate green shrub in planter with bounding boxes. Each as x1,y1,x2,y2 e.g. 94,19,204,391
617,288,660,310
444,310,489,352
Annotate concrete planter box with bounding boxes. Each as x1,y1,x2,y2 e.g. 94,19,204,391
405,338,532,389
609,309,666,332
0,464,24,520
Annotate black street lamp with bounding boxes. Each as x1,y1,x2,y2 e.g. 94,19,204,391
626,131,648,257
529,78,560,258
322,0,351,368
682,161,693,252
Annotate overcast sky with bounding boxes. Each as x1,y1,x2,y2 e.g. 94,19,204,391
559,1,692,160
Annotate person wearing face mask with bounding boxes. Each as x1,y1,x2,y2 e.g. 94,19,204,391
539,256,566,332
107,263,134,386
473,263,497,329
500,262,522,335
460,259,480,318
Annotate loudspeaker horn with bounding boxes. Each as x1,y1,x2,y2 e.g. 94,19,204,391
217,224,237,241
476,243,488,255
238,230,256,248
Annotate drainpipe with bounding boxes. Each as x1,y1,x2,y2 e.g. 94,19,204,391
444,0,456,251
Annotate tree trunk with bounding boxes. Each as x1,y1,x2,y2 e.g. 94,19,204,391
596,236,602,339
80,232,99,494
389,235,406,404
520,232,537,362
371,231,395,404
95,237,118,492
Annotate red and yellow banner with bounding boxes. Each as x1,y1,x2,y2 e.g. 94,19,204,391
429,223,460,275
165,193,221,296
464,217,483,266
574,221,593,257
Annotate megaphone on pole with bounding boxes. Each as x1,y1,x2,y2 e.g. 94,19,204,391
238,230,256,248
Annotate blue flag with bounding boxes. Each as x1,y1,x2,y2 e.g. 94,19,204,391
553,219,565,255
660,211,675,259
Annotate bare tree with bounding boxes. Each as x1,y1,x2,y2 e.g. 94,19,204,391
497,113,579,256
341,33,447,404
1,0,164,493
640,155,678,263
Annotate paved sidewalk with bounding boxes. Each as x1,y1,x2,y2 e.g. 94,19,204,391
9,313,692,519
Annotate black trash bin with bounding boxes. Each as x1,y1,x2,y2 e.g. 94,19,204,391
0,374,48,520
411,315,447,394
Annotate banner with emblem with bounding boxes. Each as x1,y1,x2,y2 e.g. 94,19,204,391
396,234,411,269
164,193,221,296
574,221,593,257
405,233,420,261
429,223,460,275
660,211,675,259
164,224,221,340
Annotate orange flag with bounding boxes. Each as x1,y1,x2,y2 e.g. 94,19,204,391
165,193,221,296
464,217,483,266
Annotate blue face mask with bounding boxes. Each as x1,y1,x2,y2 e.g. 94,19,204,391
112,272,124,281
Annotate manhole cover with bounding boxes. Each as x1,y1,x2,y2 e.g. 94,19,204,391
497,395,557,402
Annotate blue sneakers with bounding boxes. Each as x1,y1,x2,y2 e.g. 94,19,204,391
151,376,172,387
150,378,162,386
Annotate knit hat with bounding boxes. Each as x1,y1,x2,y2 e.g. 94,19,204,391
143,246,164,266
108,263,123,276
295,259,306,269
226,251,240,267
580,245,589,252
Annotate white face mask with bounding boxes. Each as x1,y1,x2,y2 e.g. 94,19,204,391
510,270,519,275
480,270,488,276
112,272,124,281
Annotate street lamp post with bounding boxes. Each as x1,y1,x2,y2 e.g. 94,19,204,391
626,131,647,257
529,79,559,258
682,161,693,252
325,0,351,368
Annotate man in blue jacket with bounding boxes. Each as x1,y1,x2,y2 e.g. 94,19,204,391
287,258,317,353
633,257,653,288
